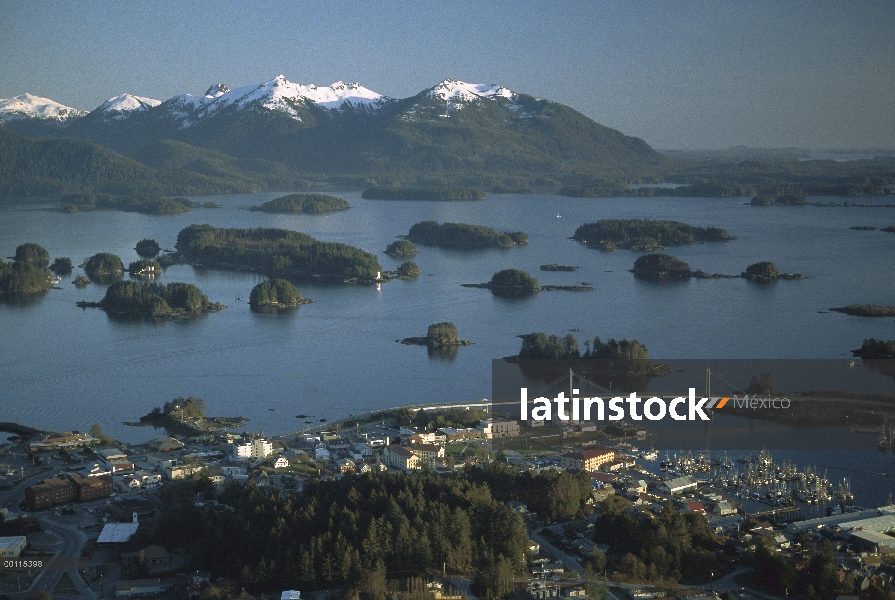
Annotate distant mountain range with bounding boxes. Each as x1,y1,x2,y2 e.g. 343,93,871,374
0,76,670,192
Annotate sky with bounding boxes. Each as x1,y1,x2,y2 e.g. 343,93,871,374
1,0,893,150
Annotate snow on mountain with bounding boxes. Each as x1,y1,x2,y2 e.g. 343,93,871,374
426,79,515,103
97,94,162,118
217,75,386,116
1,77,524,128
204,84,229,99
0,93,86,122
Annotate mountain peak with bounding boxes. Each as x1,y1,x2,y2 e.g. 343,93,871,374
98,94,162,114
0,93,86,122
204,84,229,99
427,79,515,103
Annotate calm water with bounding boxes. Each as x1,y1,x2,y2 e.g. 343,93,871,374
1,193,894,451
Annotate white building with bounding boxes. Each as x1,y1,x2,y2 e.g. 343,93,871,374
0,536,27,558
274,456,289,469
479,419,520,439
232,438,273,460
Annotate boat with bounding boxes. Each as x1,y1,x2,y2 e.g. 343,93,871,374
640,447,659,461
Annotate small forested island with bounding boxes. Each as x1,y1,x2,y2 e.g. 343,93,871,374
396,261,420,277
572,219,734,250
72,274,91,287
61,192,202,215
631,255,803,281
400,322,472,347
82,252,124,278
12,242,50,267
831,305,895,317
852,338,895,359
131,396,246,435
174,224,381,281
517,332,651,360
248,193,350,214
750,191,808,206
128,259,162,276
384,240,419,256
883,226,895,233
362,186,485,201
50,256,73,274
135,238,161,257
631,254,693,279
249,278,312,308
0,246,55,294
462,268,593,293
77,280,225,318
741,261,804,281
405,221,527,249
540,263,578,271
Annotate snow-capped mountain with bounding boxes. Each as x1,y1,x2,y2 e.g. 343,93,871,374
426,79,515,103
0,75,664,184
95,94,162,119
0,93,86,122
4,76,530,128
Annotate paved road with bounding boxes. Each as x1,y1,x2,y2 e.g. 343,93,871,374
5,515,96,600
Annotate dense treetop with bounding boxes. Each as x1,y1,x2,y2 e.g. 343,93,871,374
362,186,485,201
249,278,310,307
573,219,733,250
149,471,528,593
745,261,781,277
135,239,161,257
518,332,649,360
406,221,526,249
0,257,54,294
384,240,418,256
14,243,50,268
632,253,691,274
396,261,420,277
426,322,460,346
250,193,350,214
99,280,216,316
175,225,381,280
83,252,124,276
50,257,73,274
489,268,539,289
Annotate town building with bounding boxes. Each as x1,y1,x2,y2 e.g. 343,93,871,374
480,419,521,439
660,475,699,495
28,433,96,451
25,478,76,510
71,476,112,502
382,445,419,471
0,536,26,558
408,443,445,468
561,448,615,471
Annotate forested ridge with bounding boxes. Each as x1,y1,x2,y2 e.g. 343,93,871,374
150,472,528,594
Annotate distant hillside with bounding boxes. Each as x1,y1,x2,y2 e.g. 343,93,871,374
0,128,259,197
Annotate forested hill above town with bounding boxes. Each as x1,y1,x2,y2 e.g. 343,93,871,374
1,76,670,190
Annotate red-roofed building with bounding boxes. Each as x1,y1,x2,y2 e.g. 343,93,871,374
687,502,706,515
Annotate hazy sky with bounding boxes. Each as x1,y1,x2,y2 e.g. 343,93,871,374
1,1,893,149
